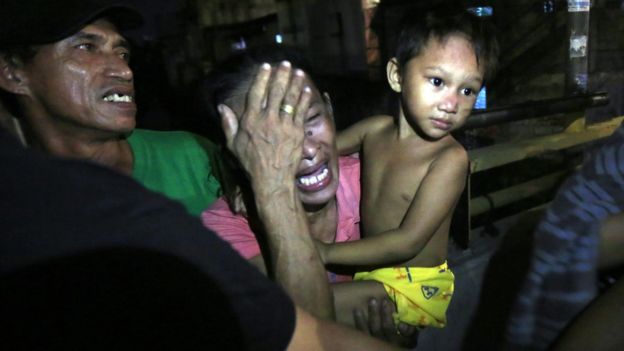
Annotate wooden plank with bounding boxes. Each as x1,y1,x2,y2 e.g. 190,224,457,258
468,116,624,173
470,171,568,216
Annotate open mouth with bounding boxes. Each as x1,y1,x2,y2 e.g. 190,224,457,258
102,93,134,103
297,163,332,192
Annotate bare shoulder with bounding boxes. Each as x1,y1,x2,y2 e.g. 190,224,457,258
366,114,394,126
431,137,469,171
338,115,394,154
352,114,394,134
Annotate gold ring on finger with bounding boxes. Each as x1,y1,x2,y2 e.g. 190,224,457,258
280,104,295,115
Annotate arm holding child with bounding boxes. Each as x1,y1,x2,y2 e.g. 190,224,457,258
318,145,468,267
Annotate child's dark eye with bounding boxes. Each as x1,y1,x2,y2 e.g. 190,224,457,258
430,77,443,87
461,88,475,96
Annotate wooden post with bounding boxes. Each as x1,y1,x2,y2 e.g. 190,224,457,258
565,0,592,95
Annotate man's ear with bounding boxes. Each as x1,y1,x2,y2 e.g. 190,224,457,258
0,55,29,95
386,58,402,93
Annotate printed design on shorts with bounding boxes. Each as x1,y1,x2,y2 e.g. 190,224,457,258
421,285,439,299
394,268,409,281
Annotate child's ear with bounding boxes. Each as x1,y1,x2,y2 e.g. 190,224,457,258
386,58,402,93
0,55,30,96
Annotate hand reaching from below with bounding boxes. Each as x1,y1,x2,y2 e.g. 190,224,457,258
354,297,419,348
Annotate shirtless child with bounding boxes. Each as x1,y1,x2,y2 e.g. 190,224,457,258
317,6,499,329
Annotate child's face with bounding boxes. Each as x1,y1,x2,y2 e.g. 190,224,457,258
391,35,484,140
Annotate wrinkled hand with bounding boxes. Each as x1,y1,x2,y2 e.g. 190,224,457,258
354,297,419,348
219,61,312,196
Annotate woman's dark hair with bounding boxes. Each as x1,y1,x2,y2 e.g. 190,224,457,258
199,45,320,213
201,45,318,144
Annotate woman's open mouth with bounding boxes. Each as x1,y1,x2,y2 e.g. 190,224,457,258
296,163,332,192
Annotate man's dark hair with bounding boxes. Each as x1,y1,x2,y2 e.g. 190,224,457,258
394,4,500,84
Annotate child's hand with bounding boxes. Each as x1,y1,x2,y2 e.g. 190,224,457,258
354,297,419,348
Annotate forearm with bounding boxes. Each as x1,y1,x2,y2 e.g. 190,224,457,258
336,125,364,155
323,150,466,267
550,278,624,351
254,182,335,319
599,212,624,269
220,61,334,319
332,280,387,327
288,306,404,351
323,230,424,266
337,138,361,156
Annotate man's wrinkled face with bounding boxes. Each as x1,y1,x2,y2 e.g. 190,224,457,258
21,18,136,137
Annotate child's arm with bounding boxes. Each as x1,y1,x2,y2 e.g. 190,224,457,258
320,146,468,266
337,116,387,155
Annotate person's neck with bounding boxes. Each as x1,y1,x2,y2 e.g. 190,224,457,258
304,198,338,243
24,123,134,176
396,108,421,140
396,108,448,144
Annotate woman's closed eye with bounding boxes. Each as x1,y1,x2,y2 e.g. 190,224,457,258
306,113,321,123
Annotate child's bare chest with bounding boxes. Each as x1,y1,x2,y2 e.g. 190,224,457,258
360,136,435,234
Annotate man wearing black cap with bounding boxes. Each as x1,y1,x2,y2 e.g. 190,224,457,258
0,0,222,216
0,2,400,345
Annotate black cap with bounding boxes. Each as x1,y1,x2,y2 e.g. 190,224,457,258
0,0,144,47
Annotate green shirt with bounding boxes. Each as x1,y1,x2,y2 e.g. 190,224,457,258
127,129,222,216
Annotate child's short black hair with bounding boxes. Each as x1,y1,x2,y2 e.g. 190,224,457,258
394,4,499,84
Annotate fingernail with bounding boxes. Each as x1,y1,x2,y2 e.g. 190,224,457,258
294,69,304,76
260,63,271,70
281,61,291,68
217,104,224,113
304,86,311,93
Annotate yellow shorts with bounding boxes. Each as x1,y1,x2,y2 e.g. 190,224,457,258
354,262,454,328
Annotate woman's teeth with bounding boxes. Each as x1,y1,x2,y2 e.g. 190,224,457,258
298,167,329,186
